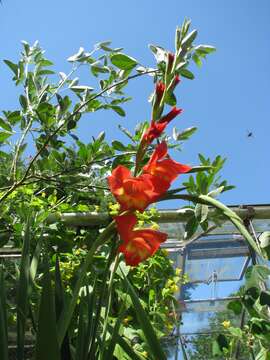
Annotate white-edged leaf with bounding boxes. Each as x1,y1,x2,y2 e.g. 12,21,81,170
207,186,224,198
67,47,85,62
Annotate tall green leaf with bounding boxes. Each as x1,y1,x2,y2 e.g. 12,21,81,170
35,256,61,360
0,269,8,360
120,269,167,360
113,333,146,360
30,234,43,283
104,310,126,360
75,301,88,360
90,245,117,359
17,217,31,360
55,257,71,360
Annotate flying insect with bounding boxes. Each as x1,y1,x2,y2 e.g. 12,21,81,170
246,130,254,138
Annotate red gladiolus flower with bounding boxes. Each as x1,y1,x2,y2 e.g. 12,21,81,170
173,75,181,87
143,141,191,183
167,52,175,73
142,106,183,144
142,120,167,144
155,81,166,104
170,75,181,90
116,214,167,266
107,165,169,211
159,106,182,124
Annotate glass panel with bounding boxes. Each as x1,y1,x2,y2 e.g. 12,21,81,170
185,257,249,283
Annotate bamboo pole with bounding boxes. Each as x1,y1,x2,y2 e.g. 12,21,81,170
46,204,270,227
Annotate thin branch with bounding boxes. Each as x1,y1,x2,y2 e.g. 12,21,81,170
31,174,109,191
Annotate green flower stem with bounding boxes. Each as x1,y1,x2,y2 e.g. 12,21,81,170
57,220,116,345
160,193,262,256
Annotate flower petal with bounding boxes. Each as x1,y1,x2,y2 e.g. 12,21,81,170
143,142,191,184
107,165,131,195
119,228,167,266
115,213,137,241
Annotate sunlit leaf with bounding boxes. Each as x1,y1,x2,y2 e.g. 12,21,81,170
111,53,138,70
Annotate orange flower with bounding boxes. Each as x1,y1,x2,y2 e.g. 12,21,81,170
142,120,167,144
168,75,181,92
116,214,167,266
107,165,168,211
159,106,182,124
143,142,191,183
142,106,183,144
167,52,175,73
155,81,166,104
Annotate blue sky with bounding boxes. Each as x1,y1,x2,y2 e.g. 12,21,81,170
1,0,270,205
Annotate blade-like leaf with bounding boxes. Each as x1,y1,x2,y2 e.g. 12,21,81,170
174,126,197,141
187,165,213,173
90,246,117,359
0,269,8,360
30,234,43,283
17,218,31,359
114,334,146,360
179,68,195,79
120,269,166,360
195,44,216,55
35,256,61,360
105,311,126,360
75,301,87,360
182,29,198,48
195,203,209,223
4,59,18,75
55,257,71,360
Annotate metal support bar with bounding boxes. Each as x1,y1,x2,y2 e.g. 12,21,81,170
45,204,270,227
